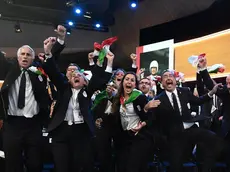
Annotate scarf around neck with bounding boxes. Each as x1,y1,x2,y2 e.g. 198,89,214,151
120,89,142,105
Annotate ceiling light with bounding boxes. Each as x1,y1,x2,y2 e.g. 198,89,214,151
75,7,82,14
66,28,71,35
95,23,101,28
68,21,74,26
130,0,138,8
14,22,22,33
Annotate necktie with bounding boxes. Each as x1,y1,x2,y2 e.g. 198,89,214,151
18,70,26,109
172,92,180,115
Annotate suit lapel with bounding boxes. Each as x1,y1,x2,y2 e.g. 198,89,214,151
161,91,174,110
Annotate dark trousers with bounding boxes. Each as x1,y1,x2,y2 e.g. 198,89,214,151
220,119,230,138
168,126,224,172
51,122,94,172
0,129,4,171
116,128,152,172
95,115,120,172
3,116,43,172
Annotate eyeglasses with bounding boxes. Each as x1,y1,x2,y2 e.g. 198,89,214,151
116,71,124,76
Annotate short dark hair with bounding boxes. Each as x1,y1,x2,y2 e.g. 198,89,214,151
161,69,175,79
67,63,80,70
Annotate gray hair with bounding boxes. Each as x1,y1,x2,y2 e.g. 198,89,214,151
17,45,35,59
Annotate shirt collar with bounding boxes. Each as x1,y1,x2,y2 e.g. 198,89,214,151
166,88,178,97
72,88,81,94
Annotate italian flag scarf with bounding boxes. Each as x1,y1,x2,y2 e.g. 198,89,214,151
98,49,106,65
207,64,225,74
120,89,142,105
91,90,108,110
93,36,118,65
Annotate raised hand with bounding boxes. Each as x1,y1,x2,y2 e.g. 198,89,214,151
54,25,66,41
137,68,145,78
209,83,223,96
88,52,94,63
44,37,56,55
130,53,137,61
197,57,207,69
105,51,114,67
106,51,115,61
38,53,45,62
137,68,145,75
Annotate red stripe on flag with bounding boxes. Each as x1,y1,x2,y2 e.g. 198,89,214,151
136,46,144,72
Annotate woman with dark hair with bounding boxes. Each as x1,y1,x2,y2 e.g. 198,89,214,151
111,72,160,172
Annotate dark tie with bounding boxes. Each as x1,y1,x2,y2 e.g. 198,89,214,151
18,70,26,109
172,92,180,115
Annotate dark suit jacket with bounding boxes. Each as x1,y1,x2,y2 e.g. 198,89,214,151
90,65,112,92
200,69,230,121
89,66,137,93
51,41,65,60
0,56,50,121
43,57,106,135
154,87,212,138
93,98,111,120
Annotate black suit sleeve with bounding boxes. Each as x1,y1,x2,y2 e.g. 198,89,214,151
199,69,215,90
51,41,65,61
88,64,95,71
43,57,68,92
134,94,153,127
127,66,137,73
196,72,205,96
0,52,13,79
87,66,112,98
87,65,112,94
186,87,211,105
199,69,225,98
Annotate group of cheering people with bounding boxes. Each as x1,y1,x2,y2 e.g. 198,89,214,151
0,25,230,172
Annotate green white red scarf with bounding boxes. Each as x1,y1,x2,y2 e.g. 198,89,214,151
207,64,225,74
93,36,118,65
91,90,108,110
28,66,48,77
120,89,142,105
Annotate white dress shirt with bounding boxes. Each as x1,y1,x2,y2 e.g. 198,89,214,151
120,103,141,130
165,89,195,129
104,100,112,114
65,88,84,125
8,70,39,118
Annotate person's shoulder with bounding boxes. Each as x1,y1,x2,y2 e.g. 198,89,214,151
154,91,166,100
177,87,190,92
